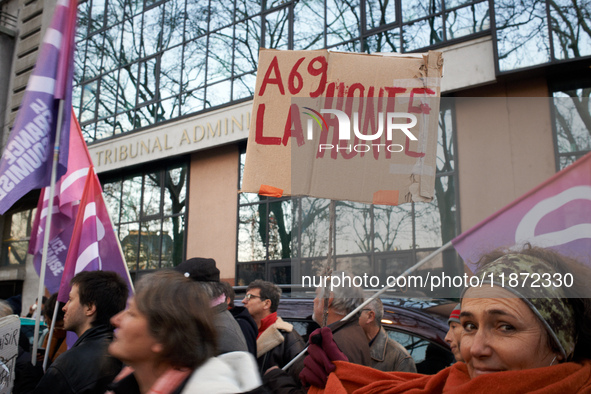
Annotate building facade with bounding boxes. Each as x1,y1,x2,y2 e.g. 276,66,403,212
0,0,589,309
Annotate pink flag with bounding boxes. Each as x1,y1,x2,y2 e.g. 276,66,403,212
452,152,591,269
57,166,133,303
28,110,92,293
0,0,77,213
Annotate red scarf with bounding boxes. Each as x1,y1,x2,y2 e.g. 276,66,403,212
257,312,278,339
309,360,591,393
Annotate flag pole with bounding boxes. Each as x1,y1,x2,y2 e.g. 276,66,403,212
42,300,61,370
31,98,65,365
282,240,454,371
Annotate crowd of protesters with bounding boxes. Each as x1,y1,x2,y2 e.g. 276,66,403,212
2,244,591,393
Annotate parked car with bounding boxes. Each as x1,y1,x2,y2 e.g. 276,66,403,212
236,292,455,374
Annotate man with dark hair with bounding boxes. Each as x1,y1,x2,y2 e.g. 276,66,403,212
31,271,128,394
243,280,305,381
174,257,248,355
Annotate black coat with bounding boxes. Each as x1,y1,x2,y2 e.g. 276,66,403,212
231,306,258,357
29,325,122,394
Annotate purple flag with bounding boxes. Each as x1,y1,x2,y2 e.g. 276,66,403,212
0,0,76,214
452,152,591,270
28,112,92,293
57,167,133,303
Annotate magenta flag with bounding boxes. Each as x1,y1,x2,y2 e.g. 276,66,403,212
452,152,591,270
57,167,133,303
28,111,92,293
0,0,77,214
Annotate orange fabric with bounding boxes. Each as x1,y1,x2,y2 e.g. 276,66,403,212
372,190,399,206
308,360,591,394
42,329,67,362
258,185,283,198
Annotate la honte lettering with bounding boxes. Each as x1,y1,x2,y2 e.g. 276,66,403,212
254,54,435,160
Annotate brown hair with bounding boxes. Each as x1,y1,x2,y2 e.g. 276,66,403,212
134,270,217,369
247,279,281,312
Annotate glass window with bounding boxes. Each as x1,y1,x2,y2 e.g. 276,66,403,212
117,63,139,114
550,0,591,60
207,28,235,84
210,0,234,31
402,15,443,52
90,0,106,32
106,0,126,27
293,0,325,50
121,14,143,65
143,5,165,57
206,80,232,108
265,8,290,50
365,29,400,53
445,2,490,40
326,0,360,47
552,89,591,169
72,0,513,143
80,80,99,124
236,0,261,21
77,0,91,39
101,24,123,74
401,0,440,23
163,0,185,49
234,18,260,74
495,0,550,72
95,117,115,139
183,37,207,91
97,71,118,119
83,34,104,82
233,72,256,100
185,0,209,40
1,209,36,267
104,163,188,274
365,0,396,31
137,57,158,105
160,47,182,100
386,329,453,367
335,202,371,255
237,98,460,285
236,262,265,286
180,88,205,115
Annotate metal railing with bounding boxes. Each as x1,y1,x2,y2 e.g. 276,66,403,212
0,11,17,31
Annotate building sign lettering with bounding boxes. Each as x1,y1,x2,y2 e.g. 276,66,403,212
89,101,251,173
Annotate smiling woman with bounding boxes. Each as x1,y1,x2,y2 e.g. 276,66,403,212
300,245,591,394
460,288,561,377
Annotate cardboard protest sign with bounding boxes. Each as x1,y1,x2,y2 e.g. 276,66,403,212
0,315,20,393
242,49,443,205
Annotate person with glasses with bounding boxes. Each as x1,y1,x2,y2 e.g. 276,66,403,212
242,280,305,385
358,296,416,373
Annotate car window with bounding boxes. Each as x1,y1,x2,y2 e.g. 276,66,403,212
386,328,454,374
289,319,320,343
386,329,431,363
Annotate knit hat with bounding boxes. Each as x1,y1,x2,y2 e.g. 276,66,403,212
463,254,576,360
174,257,220,282
448,303,461,325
